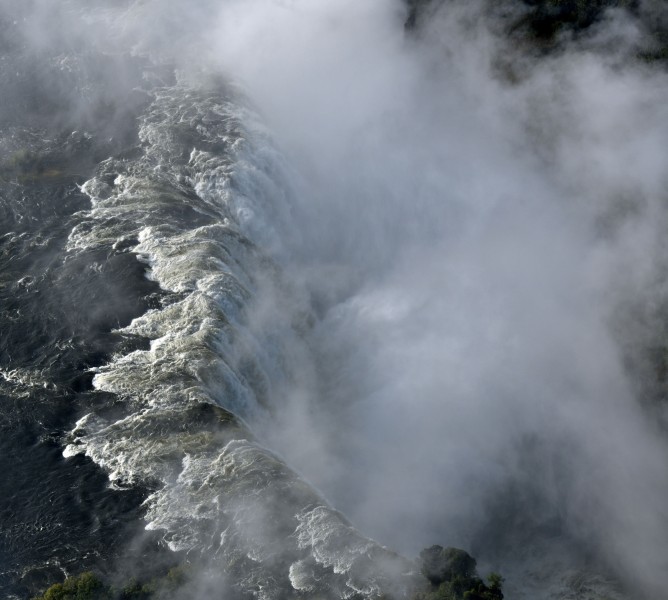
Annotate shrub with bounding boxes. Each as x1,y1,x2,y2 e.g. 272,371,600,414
33,572,111,600
413,546,503,600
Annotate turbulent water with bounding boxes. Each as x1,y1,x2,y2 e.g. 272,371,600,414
0,54,412,600
2,1,668,599
0,6,419,595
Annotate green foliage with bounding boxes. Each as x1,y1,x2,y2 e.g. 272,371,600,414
164,566,189,589
33,572,111,600
119,578,154,600
32,565,193,600
420,546,477,586
412,546,503,600
487,572,503,592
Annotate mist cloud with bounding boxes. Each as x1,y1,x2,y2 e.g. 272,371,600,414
198,1,668,597
6,0,668,597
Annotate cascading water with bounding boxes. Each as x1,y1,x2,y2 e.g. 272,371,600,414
61,78,417,599
2,1,668,599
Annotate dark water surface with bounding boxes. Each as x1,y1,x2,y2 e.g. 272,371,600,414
0,61,172,594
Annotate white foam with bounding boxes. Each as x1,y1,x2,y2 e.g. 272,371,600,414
60,81,412,598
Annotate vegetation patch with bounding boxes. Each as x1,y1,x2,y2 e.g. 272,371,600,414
412,546,504,600
32,566,191,600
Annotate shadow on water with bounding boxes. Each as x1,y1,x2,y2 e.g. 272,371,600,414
0,67,184,596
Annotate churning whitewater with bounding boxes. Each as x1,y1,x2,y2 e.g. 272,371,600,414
60,79,417,599
3,0,668,599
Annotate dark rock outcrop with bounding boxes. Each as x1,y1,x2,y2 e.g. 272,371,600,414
405,0,668,59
